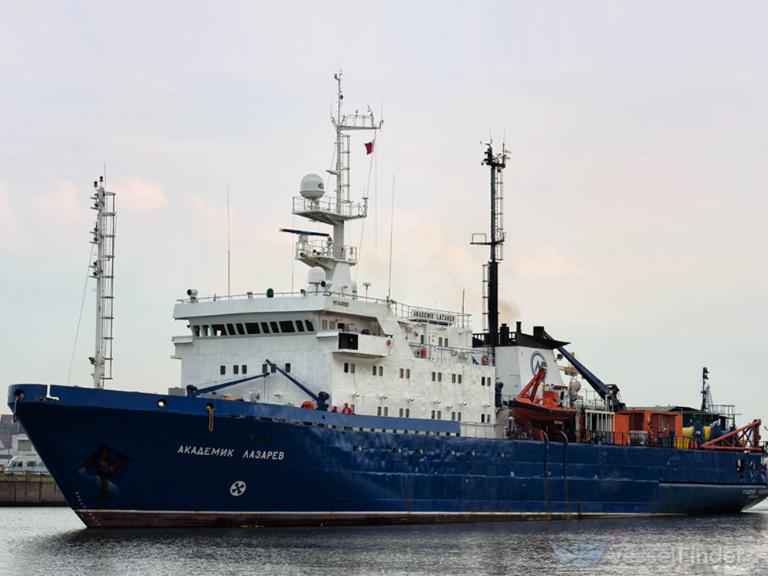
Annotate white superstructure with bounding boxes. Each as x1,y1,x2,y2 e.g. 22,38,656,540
171,74,568,436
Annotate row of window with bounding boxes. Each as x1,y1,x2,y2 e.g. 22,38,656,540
416,335,450,347
221,364,248,376
430,410,464,421
321,319,365,332
480,413,493,423
480,376,493,386
194,319,315,338
431,372,463,384
220,363,291,376
346,364,480,388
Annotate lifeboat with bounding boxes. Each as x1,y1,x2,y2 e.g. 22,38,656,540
510,368,576,427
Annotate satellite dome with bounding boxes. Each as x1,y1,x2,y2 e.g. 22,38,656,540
300,174,325,200
307,266,326,286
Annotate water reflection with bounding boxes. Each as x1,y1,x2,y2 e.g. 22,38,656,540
1,506,766,576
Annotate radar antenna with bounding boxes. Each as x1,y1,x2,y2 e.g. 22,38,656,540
291,72,382,277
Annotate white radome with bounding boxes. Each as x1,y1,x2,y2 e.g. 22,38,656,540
307,266,326,286
300,173,325,200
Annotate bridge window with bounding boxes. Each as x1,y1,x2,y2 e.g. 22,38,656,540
226,323,236,335
280,320,295,333
260,322,270,334
193,326,200,337
305,320,315,331
212,324,226,337
270,321,279,333
296,321,305,332
245,322,261,335
236,323,245,335
202,325,211,337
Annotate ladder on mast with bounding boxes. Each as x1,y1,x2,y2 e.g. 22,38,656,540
90,176,116,389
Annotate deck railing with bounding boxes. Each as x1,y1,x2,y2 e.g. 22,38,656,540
177,290,471,328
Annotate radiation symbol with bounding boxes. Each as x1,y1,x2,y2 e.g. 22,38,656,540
229,480,247,496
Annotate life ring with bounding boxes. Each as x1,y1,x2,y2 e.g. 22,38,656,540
481,354,489,366
301,400,315,410
386,338,393,348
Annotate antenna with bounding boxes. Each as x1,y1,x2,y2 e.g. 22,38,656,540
471,141,508,348
292,72,381,276
387,173,395,301
89,174,116,389
227,185,231,298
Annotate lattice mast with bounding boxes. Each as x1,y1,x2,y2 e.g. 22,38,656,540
471,143,508,347
90,176,116,389
328,71,381,258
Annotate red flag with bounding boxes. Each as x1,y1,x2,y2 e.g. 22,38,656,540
364,140,374,155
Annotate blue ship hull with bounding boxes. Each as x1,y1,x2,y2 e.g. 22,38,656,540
7,383,768,528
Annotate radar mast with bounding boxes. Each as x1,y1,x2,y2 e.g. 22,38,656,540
90,176,116,389
471,142,508,349
291,72,382,289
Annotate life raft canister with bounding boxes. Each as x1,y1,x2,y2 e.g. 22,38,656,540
481,354,489,365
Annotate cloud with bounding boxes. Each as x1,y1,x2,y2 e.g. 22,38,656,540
0,182,22,252
185,192,225,221
114,178,168,214
33,178,83,223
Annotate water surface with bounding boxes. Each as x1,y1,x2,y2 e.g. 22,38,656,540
1,504,766,575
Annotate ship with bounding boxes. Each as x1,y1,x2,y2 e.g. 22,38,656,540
7,73,768,528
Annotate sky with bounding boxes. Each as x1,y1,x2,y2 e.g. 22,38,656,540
1,1,767,424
